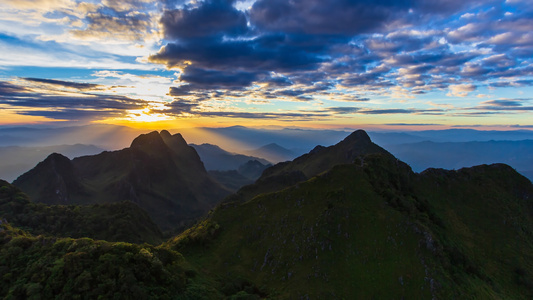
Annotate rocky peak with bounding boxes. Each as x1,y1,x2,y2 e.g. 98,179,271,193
130,131,166,149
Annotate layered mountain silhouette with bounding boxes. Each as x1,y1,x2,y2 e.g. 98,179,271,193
13,130,230,232
245,143,298,163
230,129,392,202
2,129,533,298
191,143,270,171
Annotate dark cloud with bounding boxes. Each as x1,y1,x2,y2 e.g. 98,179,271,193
146,0,533,110
155,99,199,115
481,100,524,107
18,109,125,120
249,0,474,36
326,107,361,114
360,108,444,114
0,80,148,121
23,78,102,90
467,98,533,112
179,67,263,88
384,123,441,126
149,33,325,72
160,0,247,39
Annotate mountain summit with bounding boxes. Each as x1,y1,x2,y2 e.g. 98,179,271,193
13,130,230,232
230,129,392,202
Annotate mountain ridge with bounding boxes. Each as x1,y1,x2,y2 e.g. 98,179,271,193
13,130,231,232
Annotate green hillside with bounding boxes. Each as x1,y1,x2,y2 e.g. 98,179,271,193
168,153,533,299
0,180,163,244
0,220,225,299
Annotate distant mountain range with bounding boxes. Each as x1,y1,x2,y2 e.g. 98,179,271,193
385,140,533,181
190,143,270,171
244,143,298,163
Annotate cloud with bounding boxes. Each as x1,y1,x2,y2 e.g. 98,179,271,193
22,77,102,90
359,108,444,115
0,79,148,121
160,0,248,39
481,99,525,107
178,67,263,88
447,84,477,97
249,0,472,36
326,107,361,114
70,7,154,42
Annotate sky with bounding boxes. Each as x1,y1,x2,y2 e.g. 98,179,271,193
0,0,532,131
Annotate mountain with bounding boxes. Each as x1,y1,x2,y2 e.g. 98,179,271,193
384,140,533,181
179,125,351,154
208,170,253,192
190,143,270,171
237,159,271,180
0,180,163,244
208,160,272,192
12,130,231,232
368,129,533,145
230,130,391,203
168,134,533,298
3,129,533,298
0,144,104,182
245,143,298,163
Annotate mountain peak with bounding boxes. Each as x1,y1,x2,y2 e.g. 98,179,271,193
160,130,172,139
130,131,165,149
341,129,372,145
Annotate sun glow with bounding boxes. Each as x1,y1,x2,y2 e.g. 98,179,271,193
126,107,171,123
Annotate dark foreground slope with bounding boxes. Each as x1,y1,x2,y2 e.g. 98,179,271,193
167,147,533,298
0,220,230,299
0,180,163,244
13,130,231,232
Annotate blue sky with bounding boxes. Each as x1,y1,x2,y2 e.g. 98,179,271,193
0,0,532,130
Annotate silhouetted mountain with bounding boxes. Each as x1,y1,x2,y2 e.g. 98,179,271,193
208,160,272,192
237,160,271,180
230,130,392,203
13,130,231,232
0,180,162,244
168,131,533,299
245,143,297,163
191,143,270,171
